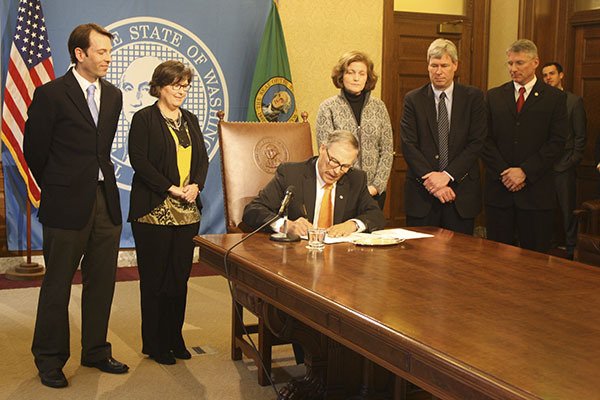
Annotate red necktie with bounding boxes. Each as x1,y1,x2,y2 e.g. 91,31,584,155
516,87,526,113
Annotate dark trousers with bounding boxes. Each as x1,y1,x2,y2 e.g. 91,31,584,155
486,205,554,253
32,185,122,373
131,221,199,356
406,201,474,235
555,168,578,256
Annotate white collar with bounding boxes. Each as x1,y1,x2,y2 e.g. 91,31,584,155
432,81,454,100
513,75,537,94
72,67,100,94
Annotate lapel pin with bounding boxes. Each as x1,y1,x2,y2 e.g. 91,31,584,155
339,195,344,199
534,92,539,97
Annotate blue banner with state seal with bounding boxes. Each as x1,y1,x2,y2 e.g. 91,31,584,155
0,0,272,249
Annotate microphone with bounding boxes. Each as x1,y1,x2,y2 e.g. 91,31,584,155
277,185,295,216
271,185,300,242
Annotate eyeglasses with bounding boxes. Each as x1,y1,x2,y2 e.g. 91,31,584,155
326,148,352,173
170,82,191,92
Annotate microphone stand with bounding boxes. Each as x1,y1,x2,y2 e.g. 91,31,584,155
270,213,300,242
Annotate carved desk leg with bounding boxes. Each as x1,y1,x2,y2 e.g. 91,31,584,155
262,303,327,400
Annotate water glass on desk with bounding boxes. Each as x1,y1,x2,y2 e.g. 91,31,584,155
307,227,326,250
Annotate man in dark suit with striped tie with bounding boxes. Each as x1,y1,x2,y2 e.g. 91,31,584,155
24,23,128,388
483,39,567,253
401,39,487,235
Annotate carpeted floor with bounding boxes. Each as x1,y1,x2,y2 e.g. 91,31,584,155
0,274,304,400
0,262,217,290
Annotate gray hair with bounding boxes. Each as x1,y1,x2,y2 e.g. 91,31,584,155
427,39,458,63
507,39,538,58
325,130,359,151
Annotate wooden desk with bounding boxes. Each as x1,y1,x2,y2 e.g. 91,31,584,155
195,228,600,399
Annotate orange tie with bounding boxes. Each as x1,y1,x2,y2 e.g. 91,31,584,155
317,184,333,228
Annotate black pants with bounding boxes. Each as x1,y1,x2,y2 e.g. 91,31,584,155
555,168,578,256
406,201,474,235
32,185,121,373
486,205,553,253
132,221,199,356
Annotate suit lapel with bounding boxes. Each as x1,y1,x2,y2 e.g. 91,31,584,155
97,78,115,132
303,159,317,223
333,177,349,225
64,69,97,128
423,85,439,148
520,80,545,114
449,83,465,153
501,82,518,119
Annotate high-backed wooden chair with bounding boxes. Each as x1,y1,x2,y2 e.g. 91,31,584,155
217,111,313,385
574,199,600,266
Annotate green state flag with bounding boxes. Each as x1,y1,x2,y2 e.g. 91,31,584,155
246,0,298,122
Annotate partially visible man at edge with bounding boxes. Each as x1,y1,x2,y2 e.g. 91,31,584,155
542,61,587,259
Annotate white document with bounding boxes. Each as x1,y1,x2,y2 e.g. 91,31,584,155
301,229,432,244
371,228,434,240
301,232,370,244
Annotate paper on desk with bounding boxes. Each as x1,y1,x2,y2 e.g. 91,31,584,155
300,232,370,244
371,228,434,240
301,229,432,244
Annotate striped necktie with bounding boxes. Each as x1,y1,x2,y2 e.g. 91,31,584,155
86,84,99,126
438,91,449,171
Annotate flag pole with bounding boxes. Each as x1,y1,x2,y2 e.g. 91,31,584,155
5,197,45,281
1,0,51,281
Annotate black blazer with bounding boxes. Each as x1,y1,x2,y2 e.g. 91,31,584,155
554,91,587,172
401,83,487,219
242,157,385,231
127,103,209,221
483,79,567,210
23,69,122,229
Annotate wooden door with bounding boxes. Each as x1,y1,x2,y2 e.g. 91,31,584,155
573,24,600,204
381,0,489,227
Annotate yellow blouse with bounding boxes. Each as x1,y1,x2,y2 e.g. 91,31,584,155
135,124,200,226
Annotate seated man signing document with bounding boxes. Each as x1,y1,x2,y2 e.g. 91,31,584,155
243,130,385,237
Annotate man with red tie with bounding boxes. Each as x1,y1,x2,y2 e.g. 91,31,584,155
483,39,567,253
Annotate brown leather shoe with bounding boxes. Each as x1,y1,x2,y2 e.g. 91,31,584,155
82,357,129,374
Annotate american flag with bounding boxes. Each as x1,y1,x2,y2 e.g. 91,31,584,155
1,0,55,207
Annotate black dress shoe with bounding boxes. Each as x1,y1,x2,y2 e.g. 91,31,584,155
150,352,176,365
39,368,68,388
82,357,129,374
172,348,192,360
